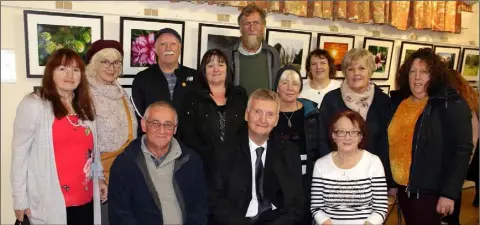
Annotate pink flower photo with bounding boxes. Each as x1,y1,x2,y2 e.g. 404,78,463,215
130,29,157,67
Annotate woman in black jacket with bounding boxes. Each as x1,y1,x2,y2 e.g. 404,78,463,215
177,49,248,176
318,48,393,188
388,48,473,225
272,65,321,225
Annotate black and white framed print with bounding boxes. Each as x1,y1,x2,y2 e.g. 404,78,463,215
459,48,479,82
363,37,395,80
24,10,103,78
317,34,355,78
397,41,433,70
120,17,184,77
377,84,391,96
266,29,312,78
121,85,132,98
433,45,461,70
197,23,240,67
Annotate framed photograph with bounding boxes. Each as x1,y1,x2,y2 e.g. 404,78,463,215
433,45,461,70
317,34,355,78
121,85,132,98
459,48,479,82
266,29,312,78
24,10,103,78
363,38,395,80
377,85,391,96
397,41,433,70
197,23,240,67
120,17,184,77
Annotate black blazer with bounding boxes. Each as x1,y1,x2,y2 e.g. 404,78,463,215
209,133,304,225
318,85,394,187
132,64,200,133
177,85,248,176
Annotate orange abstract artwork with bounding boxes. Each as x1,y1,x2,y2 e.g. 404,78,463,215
323,42,348,71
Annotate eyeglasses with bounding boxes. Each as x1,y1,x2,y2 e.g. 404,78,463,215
100,60,122,68
333,130,362,137
145,120,177,130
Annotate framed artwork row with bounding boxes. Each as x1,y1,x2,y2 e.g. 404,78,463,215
23,10,479,83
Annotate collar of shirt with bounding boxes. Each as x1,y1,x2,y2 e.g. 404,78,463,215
141,134,182,167
248,138,268,159
238,41,263,56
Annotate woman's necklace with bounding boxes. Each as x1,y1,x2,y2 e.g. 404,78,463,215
66,114,90,135
282,102,298,128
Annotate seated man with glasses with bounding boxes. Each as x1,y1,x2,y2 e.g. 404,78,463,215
108,101,208,225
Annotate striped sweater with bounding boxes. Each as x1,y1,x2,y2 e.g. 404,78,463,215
311,151,388,225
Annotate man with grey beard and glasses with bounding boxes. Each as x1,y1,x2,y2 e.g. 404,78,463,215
226,4,281,95
132,28,200,135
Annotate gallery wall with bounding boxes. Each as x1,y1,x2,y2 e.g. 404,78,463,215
1,1,479,222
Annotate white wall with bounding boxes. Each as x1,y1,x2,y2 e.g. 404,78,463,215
1,1,478,222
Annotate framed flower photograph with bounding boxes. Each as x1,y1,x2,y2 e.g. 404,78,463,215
317,34,355,78
24,10,103,78
433,45,461,70
459,48,479,82
197,23,240,67
397,41,433,71
120,17,185,77
266,29,312,78
363,38,395,80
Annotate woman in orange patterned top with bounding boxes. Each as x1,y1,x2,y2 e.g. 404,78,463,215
388,48,473,225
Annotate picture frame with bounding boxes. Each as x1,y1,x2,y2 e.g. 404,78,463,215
363,37,395,80
24,10,103,78
433,45,461,71
377,85,391,96
120,17,185,77
266,29,312,78
397,41,433,71
197,23,240,68
317,34,355,78
459,48,479,82
121,85,132,98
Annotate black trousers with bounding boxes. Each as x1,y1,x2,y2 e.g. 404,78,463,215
397,186,442,225
66,201,93,225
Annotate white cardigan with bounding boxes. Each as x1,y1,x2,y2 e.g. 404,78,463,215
11,93,104,224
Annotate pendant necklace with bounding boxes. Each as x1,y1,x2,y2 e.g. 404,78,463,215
282,102,298,128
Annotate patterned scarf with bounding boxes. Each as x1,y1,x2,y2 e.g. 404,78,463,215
340,81,375,120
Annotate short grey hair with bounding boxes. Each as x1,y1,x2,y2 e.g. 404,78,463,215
143,101,178,124
237,3,267,25
246,89,280,113
341,48,376,77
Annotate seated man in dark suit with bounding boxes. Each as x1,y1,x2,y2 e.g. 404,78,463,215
210,89,304,225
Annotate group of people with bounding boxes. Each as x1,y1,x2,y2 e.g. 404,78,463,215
11,4,478,225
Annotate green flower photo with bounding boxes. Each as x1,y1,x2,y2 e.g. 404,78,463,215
37,24,92,66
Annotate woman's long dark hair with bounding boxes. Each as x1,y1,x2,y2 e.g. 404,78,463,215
198,49,233,96
39,48,95,120
396,48,449,97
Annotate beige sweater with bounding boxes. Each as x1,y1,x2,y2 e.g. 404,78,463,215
88,76,138,153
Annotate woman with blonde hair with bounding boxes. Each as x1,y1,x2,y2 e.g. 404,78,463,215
11,48,106,225
318,48,393,190
85,40,138,224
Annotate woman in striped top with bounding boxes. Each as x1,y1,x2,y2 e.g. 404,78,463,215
311,110,388,225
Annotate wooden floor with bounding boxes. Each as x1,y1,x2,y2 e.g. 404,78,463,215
385,187,479,225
